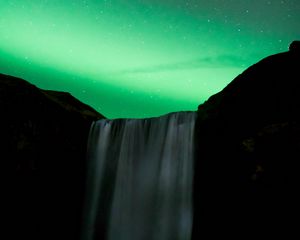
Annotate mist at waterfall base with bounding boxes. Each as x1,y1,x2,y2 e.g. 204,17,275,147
82,112,197,240
1,1,299,118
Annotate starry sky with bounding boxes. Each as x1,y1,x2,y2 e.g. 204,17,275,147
0,0,299,118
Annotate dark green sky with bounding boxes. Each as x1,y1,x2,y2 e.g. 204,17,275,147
0,0,299,118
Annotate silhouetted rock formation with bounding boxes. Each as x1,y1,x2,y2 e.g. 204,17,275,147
289,40,300,53
194,41,300,238
0,73,103,240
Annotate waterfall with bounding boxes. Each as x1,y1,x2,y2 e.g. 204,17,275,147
81,111,197,240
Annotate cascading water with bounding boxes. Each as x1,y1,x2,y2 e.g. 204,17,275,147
81,111,197,240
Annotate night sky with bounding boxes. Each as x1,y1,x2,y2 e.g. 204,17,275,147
0,0,299,118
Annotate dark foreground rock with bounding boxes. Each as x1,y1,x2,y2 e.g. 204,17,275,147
0,73,103,240
193,42,300,238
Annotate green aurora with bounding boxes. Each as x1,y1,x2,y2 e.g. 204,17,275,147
0,0,299,118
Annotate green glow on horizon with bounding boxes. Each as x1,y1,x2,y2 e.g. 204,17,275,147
0,0,299,118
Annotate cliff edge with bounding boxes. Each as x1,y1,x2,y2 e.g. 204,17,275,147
194,41,300,238
0,73,103,240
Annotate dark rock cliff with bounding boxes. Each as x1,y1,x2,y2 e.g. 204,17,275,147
193,41,300,238
0,73,103,240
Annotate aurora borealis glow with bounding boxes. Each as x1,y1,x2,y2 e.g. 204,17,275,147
0,1,299,118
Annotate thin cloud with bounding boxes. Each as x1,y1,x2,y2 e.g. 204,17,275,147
116,54,253,75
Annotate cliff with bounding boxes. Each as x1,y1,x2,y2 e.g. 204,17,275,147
193,41,300,238
0,73,103,240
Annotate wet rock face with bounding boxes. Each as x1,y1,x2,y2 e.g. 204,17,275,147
0,73,103,240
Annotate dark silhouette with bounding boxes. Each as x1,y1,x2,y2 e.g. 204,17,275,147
193,41,300,239
289,40,300,53
0,73,103,240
